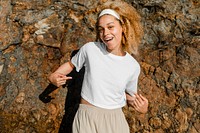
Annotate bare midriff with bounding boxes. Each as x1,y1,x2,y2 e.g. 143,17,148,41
80,98,94,106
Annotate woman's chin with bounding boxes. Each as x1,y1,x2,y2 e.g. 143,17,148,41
105,43,114,49
105,45,114,52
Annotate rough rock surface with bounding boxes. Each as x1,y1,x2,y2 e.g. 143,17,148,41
0,0,199,132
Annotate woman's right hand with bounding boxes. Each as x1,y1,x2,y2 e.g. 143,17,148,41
48,72,72,87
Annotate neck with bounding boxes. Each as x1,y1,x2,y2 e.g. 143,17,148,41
106,47,126,56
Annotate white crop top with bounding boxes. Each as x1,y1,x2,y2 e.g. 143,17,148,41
71,42,140,109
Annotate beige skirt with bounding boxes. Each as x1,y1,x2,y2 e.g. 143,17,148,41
72,104,130,133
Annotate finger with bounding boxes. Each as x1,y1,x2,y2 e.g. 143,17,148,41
128,101,134,105
135,97,145,107
57,81,66,87
130,101,135,107
139,94,146,101
127,100,134,104
127,95,136,101
132,102,140,111
135,94,143,103
61,76,72,80
133,99,140,107
56,73,66,77
140,95,149,104
133,93,139,101
138,94,148,102
134,93,140,99
59,76,72,82
57,78,66,83
66,76,72,80
60,79,68,84
127,101,133,107
133,101,146,112
60,80,66,84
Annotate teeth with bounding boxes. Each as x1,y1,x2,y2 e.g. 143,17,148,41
104,37,113,41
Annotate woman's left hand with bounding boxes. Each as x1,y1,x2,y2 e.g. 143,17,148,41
126,93,148,114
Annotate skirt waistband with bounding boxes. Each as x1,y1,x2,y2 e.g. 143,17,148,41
78,104,122,114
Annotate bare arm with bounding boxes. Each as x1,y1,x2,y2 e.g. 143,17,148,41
48,61,74,87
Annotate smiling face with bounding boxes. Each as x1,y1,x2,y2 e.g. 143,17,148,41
98,15,123,55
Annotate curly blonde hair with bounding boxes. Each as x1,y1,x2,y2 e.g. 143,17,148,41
96,0,144,55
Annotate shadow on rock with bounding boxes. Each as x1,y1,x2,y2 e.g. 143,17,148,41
39,50,84,133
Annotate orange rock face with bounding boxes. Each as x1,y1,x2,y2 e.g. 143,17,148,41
0,0,199,132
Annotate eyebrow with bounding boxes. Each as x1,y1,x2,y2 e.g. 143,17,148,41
98,22,114,28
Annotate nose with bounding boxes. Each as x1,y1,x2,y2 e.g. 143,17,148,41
103,28,109,36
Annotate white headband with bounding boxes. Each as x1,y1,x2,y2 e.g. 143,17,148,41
98,9,120,20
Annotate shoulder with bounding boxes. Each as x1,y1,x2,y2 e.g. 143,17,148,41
126,53,140,65
126,53,141,71
82,42,101,48
81,42,103,52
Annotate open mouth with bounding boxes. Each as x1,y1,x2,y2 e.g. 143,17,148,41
104,37,113,42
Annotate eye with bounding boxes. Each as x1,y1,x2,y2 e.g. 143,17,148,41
108,26,114,29
98,28,103,33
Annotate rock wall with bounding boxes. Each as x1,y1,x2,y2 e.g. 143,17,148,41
0,0,199,132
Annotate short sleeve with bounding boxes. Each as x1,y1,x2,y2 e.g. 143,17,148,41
125,66,140,96
71,45,86,72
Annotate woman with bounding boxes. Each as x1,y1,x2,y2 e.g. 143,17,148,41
49,1,148,133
